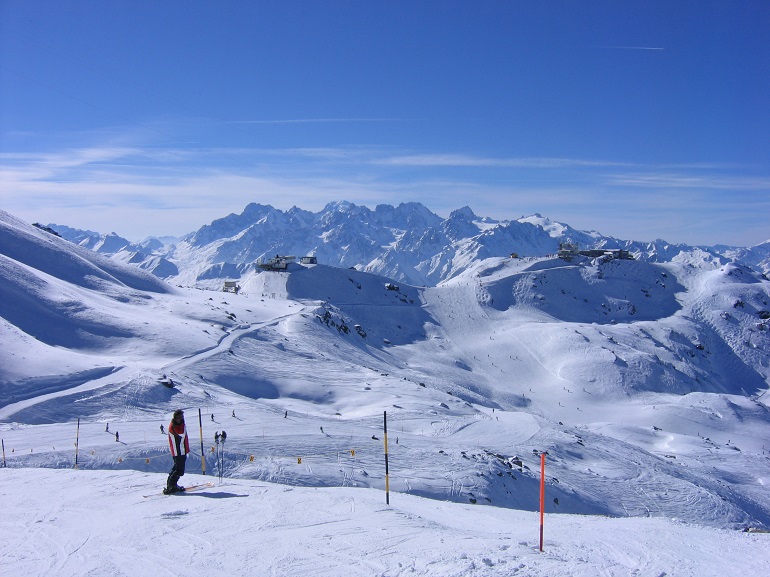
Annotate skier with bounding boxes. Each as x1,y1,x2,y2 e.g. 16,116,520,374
105,423,109,433
115,431,119,442
165,409,190,494
160,424,164,434
211,413,214,422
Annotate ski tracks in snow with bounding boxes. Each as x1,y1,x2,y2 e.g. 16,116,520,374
163,307,306,376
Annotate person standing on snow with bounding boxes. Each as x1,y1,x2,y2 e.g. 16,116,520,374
165,409,190,494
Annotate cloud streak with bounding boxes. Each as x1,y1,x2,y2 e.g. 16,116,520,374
600,46,665,51
606,172,770,191
224,118,403,125
371,153,635,169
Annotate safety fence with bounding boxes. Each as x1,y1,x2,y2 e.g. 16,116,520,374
1,428,385,473
0,411,396,485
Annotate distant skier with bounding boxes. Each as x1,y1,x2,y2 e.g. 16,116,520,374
211,413,214,422
232,410,236,418
105,423,109,433
165,409,190,494
115,431,119,442
160,424,165,434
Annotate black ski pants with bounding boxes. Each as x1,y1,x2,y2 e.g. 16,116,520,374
167,455,187,489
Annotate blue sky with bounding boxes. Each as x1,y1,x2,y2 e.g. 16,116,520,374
1,1,768,246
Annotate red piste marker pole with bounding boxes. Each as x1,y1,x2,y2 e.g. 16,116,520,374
539,452,546,552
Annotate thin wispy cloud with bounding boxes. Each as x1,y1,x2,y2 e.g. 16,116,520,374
0,147,145,184
372,154,635,169
225,118,401,125
599,46,665,51
607,172,770,191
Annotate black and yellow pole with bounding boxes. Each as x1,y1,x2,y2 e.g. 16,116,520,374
383,411,390,505
539,452,546,552
198,408,206,475
74,417,80,469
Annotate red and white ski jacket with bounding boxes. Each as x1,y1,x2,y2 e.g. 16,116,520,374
167,421,190,457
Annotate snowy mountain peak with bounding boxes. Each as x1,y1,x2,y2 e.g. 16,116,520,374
374,202,442,230
184,202,282,246
448,205,479,221
518,213,568,237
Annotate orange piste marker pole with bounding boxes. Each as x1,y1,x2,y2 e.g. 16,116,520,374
539,452,546,552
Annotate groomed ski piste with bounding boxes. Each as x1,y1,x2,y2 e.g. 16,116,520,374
3,468,768,577
2,210,770,576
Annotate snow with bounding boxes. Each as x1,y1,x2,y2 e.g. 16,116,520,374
2,468,769,577
2,208,770,575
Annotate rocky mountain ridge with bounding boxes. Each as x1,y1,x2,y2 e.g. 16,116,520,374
49,201,770,287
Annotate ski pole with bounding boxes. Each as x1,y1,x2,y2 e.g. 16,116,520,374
214,432,221,481
220,431,227,483
198,408,206,475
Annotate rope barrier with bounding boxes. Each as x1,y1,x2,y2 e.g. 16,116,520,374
1,422,381,473
0,411,490,499
0,444,375,465
0,424,548,513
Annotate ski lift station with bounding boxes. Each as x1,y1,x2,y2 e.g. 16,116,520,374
558,243,633,261
256,255,317,271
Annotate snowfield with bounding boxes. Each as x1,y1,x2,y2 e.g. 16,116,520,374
2,468,769,577
2,208,770,576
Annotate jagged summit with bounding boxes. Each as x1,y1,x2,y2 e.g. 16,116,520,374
448,205,478,221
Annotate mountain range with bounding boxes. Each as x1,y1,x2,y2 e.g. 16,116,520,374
46,201,770,289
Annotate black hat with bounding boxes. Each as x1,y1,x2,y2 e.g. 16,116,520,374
173,409,184,419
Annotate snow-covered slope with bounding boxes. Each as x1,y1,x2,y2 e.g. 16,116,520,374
2,468,768,577
3,208,770,574
0,209,292,409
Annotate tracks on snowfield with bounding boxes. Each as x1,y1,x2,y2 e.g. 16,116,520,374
161,309,306,377
0,306,307,423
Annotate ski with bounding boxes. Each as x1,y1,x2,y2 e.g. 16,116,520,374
143,482,214,498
